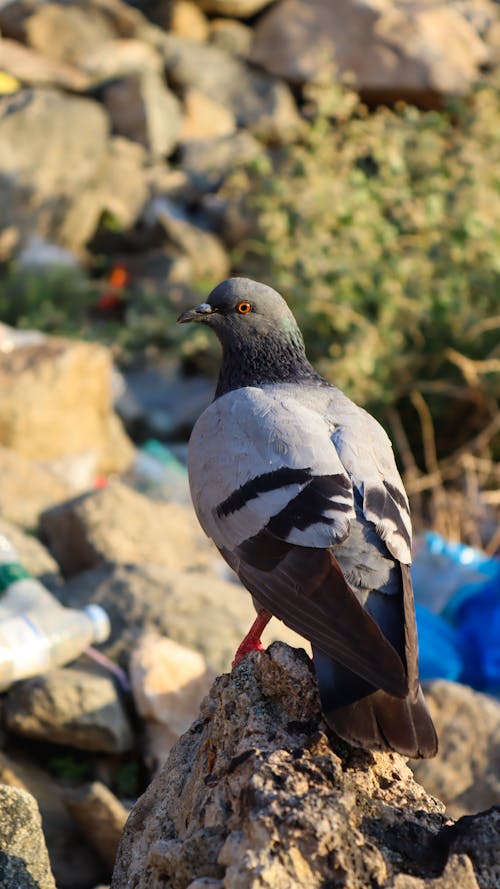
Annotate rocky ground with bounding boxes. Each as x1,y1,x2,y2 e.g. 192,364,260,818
0,326,497,888
0,0,498,279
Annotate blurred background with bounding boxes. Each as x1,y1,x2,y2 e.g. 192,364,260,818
0,1,499,887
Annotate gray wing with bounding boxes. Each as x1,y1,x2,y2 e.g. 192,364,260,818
188,386,409,698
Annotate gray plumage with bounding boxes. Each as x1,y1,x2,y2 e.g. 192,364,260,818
178,277,438,758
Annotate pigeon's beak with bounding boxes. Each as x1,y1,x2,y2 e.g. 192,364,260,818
177,303,214,324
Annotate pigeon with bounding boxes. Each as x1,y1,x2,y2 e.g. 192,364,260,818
178,277,438,758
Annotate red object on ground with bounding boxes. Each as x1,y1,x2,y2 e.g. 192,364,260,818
97,264,129,311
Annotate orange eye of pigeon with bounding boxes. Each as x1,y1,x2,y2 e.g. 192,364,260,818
237,301,252,315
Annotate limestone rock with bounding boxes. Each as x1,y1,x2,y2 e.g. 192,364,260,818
171,1,209,42
130,633,215,766
146,197,230,282
250,0,489,103
179,88,236,141
100,136,149,231
0,88,110,252
64,781,128,869
102,69,182,158
411,680,500,818
25,1,116,65
78,37,164,83
5,665,135,753
39,478,216,578
180,131,263,192
0,751,107,889
0,36,89,90
0,517,60,580
210,18,252,58
0,784,56,889
0,338,133,474
161,34,301,142
194,0,275,17
0,448,70,530
111,643,497,889
60,562,309,671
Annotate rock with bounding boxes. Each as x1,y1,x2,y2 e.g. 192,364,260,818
0,785,56,889
161,34,301,142
0,337,134,475
411,680,500,818
130,633,215,766
180,131,263,192
0,517,60,581
250,0,489,104
115,364,214,440
194,0,275,17
439,807,500,889
171,1,209,42
111,643,496,889
0,751,107,889
102,69,182,158
210,18,252,58
64,781,128,869
0,88,110,253
179,87,236,141
145,197,230,282
25,1,116,65
60,562,309,671
39,479,216,578
5,665,135,753
0,36,89,90
78,37,164,83
101,137,149,230
0,448,70,529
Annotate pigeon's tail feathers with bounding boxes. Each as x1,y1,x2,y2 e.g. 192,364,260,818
313,647,438,759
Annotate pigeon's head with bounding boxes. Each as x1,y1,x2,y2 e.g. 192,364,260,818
177,277,301,343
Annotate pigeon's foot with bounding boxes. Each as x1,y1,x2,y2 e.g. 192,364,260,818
232,609,272,667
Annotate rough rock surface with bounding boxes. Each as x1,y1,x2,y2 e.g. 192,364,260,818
411,680,500,818
0,448,70,530
63,781,128,869
0,784,56,889
5,665,134,753
0,338,133,474
0,517,60,580
250,0,489,102
60,562,309,671
111,643,498,889
39,478,217,578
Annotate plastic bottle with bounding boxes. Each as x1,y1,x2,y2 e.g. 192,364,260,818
0,535,110,689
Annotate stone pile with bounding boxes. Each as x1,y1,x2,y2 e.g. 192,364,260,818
0,0,498,276
0,330,497,887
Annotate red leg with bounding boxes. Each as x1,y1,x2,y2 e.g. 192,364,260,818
232,609,272,667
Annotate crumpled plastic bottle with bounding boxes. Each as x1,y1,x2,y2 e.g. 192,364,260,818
0,535,110,689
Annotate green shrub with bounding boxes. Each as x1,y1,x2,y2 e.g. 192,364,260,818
224,81,500,461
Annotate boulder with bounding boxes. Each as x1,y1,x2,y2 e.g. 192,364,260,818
5,665,135,753
209,18,253,58
171,1,209,42
0,448,70,530
250,0,490,104
130,633,215,766
411,680,500,818
194,0,275,16
0,338,134,474
39,479,217,578
111,643,498,889
179,87,236,141
0,752,107,889
100,136,149,231
102,69,182,158
25,1,116,65
0,88,109,253
180,131,263,192
0,37,89,90
0,517,60,580
60,562,309,672
0,784,56,889
63,782,128,870
160,34,302,142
